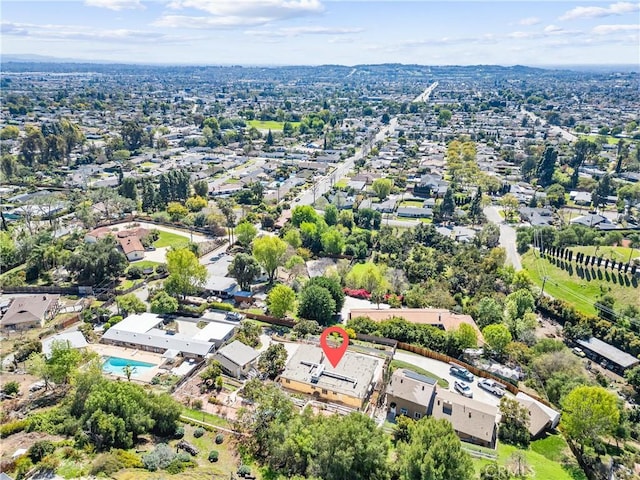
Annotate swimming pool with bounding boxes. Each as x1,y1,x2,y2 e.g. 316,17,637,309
102,356,156,377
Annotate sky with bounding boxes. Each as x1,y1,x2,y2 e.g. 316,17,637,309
1,0,639,66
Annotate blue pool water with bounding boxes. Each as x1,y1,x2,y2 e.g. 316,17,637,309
102,356,156,377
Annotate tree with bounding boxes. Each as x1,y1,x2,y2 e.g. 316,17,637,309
500,194,519,221
200,360,222,388
121,120,145,151
307,276,345,313
321,228,345,255
397,417,474,480
439,187,455,221
498,397,531,447
454,323,478,349
228,253,261,291
475,297,504,329
167,202,189,222
116,293,147,316
0,125,20,140
324,204,339,226
150,290,179,315
310,413,389,480
185,195,207,212
235,321,261,348
624,365,640,394
267,284,296,318
164,248,207,299
562,386,620,452
258,343,288,379
482,324,512,357
536,146,557,187
235,222,258,248
193,180,209,198
291,205,319,227
66,237,127,285
371,178,393,200
570,139,598,187
266,129,274,146
119,177,138,201
252,235,287,284
297,284,336,325
2,380,20,396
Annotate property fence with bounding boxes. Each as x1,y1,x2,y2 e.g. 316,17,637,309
0,285,80,295
243,311,296,328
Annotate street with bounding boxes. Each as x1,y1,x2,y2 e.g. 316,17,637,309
483,205,522,271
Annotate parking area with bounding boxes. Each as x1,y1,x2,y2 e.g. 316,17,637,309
392,350,512,408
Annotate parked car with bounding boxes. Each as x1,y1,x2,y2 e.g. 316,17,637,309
454,381,473,398
572,347,586,358
226,312,244,322
450,364,474,382
210,254,222,262
478,378,506,397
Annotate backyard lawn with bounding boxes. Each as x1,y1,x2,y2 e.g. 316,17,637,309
522,250,639,316
153,230,190,248
127,260,161,271
471,435,586,480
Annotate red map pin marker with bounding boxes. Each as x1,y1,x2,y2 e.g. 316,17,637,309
320,326,349,368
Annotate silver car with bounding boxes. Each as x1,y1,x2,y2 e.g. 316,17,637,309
454,381,473,398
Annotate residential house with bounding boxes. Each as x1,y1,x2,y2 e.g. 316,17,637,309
0,295,60,331
213,340,261,378
514,392,561,438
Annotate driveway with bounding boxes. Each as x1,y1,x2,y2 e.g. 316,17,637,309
483,205,522,271
393,350,510,409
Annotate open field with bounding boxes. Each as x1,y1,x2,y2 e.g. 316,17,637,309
521,250,640,316
570,246,637,264
247,120,300,131
127,260,161,271
153,230,190,248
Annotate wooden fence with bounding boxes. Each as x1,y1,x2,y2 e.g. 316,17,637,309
243,311,296,328
0,285,80,295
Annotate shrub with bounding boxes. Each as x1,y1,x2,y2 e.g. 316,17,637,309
174,426,185,438
37,454,60,472
62,446,82,462
208,450,219,462
238,464,252,476
155,263,168,275
143,444,175,472
215,434,224,444
108,315,123,325
28,440,56,463
2,381,20,396
193,427,205,438
208,301,234,312
90,453,124,476
0,419,29,438
176,452,191,463
113,449,143,468
127,266,143,279
192,399,203,410
165,458,186,474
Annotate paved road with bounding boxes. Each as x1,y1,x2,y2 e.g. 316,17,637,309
521,107,577,142
484,205,522,271
393,350,510,409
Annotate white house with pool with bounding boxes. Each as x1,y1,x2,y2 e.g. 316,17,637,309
100,312,235,360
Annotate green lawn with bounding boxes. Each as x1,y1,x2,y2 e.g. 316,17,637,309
521,250,640,316
471,436,586,480
182,409,231,428
570,246,636,264
335,179,348,189
400,200,425,207
127,260,161,271
154,230,190,248
247,120,300,131
390,359,449,388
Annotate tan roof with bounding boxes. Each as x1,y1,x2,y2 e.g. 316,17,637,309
0,295,59,327
118,236,144,254
387,369,437,407
516,399,551,437
431,388,498,444
350,308,483,340
87,226,115,239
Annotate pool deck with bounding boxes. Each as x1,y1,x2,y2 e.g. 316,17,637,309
89,344,164,383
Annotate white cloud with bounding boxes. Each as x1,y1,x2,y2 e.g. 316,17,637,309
245,25,362,37
519,17,541,26
591,23,640,34
559,2,639,21
84,0,145,10
154,15,273,28
544,24,563,33
0,21,192,43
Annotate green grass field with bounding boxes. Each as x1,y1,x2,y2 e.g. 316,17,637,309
182,409,231,428
570,246,636,264
247,120,300,131
153,230,190,248
127,260,161,271
399,200,425,207
389,359,449,388
472,435,586,480
522,250,639,316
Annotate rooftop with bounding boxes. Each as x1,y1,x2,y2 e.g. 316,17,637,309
576,337,640,369
0,294,59,327
215,340,261,367
431,388,498,444
387,369,437,407
280,344,383,400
